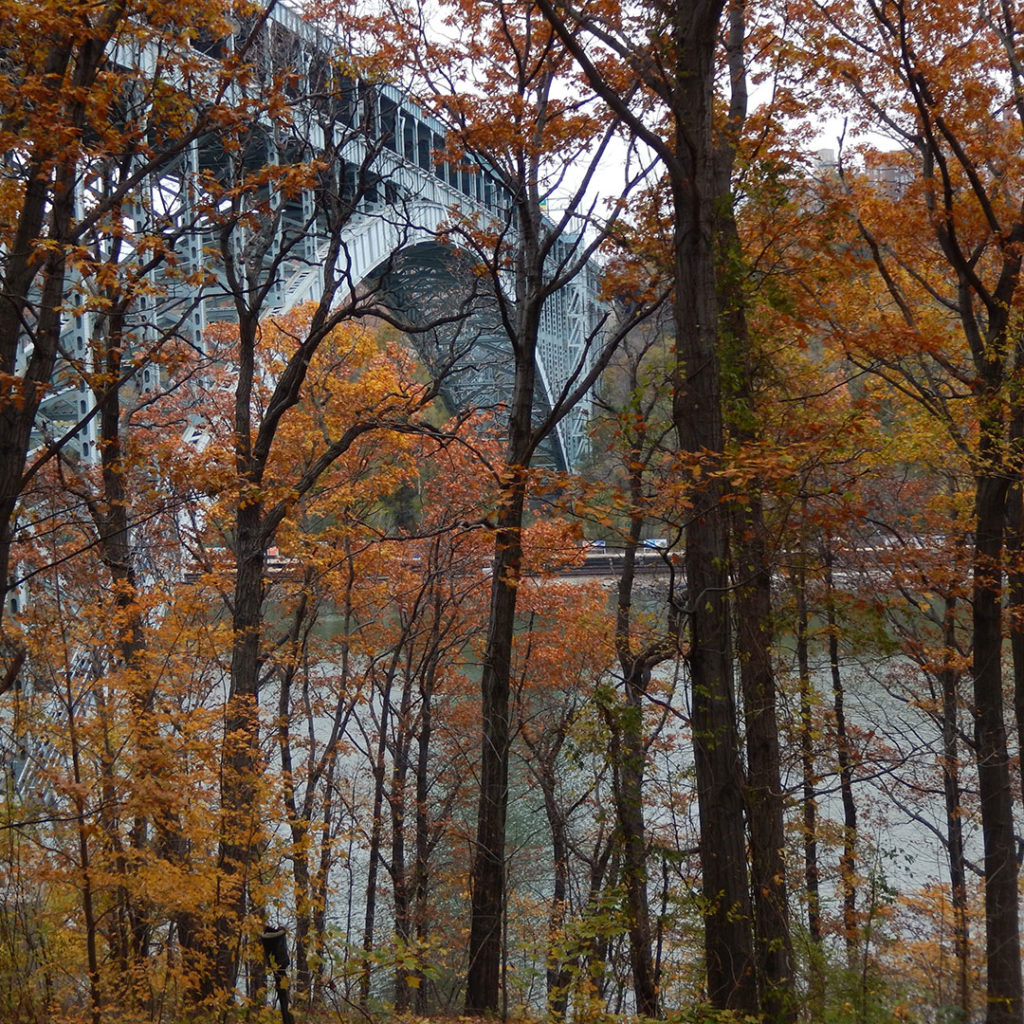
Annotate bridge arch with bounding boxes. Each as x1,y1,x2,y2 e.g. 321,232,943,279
46,2,602,473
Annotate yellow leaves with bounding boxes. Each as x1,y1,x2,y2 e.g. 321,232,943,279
0,372,32,410
520,516,585,576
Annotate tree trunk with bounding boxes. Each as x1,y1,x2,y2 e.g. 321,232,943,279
671,5,756,1009
0,33,93,636
390,673,413,1011
465,200,541,1009
465,473,528,1012
65,658,104,1024
83,302,156,1002
795,553,823,1013
361,668,394,1006
201,492,268,999
533,751,573,1019
314,749,342,999
601,435,674,1019
713,5,793,1002
822,546,858,955
1005,429,1024,815
413,650,436,1012
972,460,1021,1024
602,660,659,1018
278,643,313,999
734,491,792,1021
939,594,970,1024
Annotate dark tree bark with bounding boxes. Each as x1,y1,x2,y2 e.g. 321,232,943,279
938,593,971,1024
972,459,1020,1024
466,403,534,1012
0,22,110,639
1008,440,1024,811
390,668,415,1011
794,551,824,1014
822,546,859,954
733,485,792,1018
536,0,757,1010
602,658,660,1018
413,644,438,1013
714,5,793,1015
360,665,394,1006
671,6,757,1009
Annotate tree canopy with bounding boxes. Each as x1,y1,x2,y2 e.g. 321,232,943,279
0,2,1022,1023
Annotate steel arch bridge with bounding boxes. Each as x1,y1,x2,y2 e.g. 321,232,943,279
45,1,603,474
